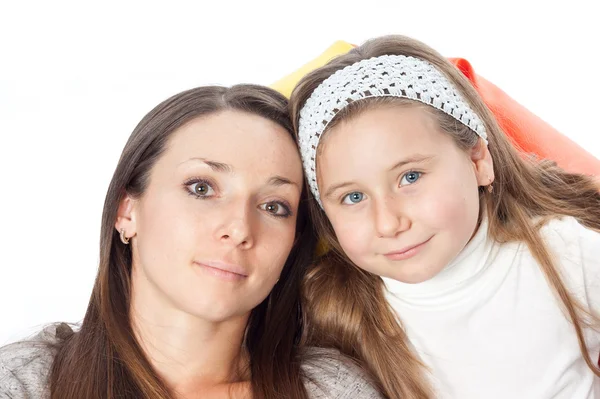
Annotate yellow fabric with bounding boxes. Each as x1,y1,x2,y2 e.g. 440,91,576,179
270,41,354,99
270,41,355,256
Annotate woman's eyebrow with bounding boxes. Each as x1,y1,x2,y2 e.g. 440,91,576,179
180,157,232,173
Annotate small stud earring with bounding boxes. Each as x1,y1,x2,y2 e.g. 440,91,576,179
487,176,494,193
120,229,130,245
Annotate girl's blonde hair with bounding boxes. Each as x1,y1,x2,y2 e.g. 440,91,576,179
290,35,600,399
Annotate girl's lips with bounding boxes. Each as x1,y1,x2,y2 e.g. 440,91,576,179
383,237,432,261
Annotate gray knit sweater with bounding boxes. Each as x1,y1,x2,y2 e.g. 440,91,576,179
0,324,382,399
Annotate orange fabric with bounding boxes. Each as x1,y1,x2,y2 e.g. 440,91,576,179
450,58,600,176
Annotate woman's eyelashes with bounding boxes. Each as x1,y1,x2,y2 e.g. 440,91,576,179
184,177,293,219
185,178,217,199
259,201,293,218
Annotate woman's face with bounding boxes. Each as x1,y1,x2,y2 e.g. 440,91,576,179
119,110,303,322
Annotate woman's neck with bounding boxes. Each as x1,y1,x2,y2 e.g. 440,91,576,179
129,267,251,397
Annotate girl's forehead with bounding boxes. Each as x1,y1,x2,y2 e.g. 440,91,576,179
321,105,445,154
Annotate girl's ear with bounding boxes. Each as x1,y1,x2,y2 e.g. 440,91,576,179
470,138,494,187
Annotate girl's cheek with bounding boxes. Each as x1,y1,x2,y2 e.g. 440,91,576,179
334,215,372,255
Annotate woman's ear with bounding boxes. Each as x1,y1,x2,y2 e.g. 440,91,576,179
114,194,138,241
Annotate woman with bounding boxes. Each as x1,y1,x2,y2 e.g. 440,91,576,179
0,85,382,398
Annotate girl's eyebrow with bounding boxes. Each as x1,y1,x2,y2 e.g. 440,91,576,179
387,154,434,172
324,181,355,200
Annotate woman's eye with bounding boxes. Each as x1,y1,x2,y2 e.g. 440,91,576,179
260,201,291,218
400,171,421,186
342,191,364,205
187,180,215,198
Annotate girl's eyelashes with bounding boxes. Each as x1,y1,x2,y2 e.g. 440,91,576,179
338,171,424,205
184,178,217,199
399,170,422,186
341,191,365,205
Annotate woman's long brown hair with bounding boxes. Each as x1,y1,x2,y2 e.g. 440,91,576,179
290,35,600,399
48,85,316,398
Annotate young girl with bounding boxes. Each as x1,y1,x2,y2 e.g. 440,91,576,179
290,35,600,398
0,85,382,398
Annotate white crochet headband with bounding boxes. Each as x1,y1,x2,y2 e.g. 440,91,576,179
298,54,488,207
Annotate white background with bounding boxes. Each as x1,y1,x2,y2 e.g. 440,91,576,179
1,0,599,344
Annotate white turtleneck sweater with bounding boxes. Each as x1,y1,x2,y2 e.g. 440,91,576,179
383,216,600,399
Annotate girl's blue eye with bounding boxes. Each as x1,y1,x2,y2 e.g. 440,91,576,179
400,171,421,186
186,180,216,198
342,192,364,205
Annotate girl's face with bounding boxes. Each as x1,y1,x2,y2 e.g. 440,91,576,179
317,105,493,283
117,110,303,322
